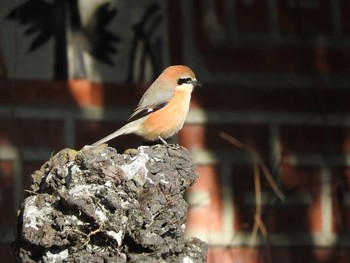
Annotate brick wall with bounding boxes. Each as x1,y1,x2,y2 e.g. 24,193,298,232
177,0,350,262
1,0,350,262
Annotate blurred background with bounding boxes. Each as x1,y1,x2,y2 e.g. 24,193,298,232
1,0,350,262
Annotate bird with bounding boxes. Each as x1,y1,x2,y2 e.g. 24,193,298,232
92,65,201,146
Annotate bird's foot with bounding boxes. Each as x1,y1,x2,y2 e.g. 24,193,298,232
158,136,168,145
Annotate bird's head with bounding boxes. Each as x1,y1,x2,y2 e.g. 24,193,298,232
162,65,202,92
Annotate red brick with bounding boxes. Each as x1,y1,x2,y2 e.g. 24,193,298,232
186,205,223,232
0,80,141,107
207,247,264,263
190,0,350,74
334,205,350,234
167,1,183,64
266,205,321,233
232,165,322,232
326,48,350,74
180,124,269,159
0,161,15,228
179,125,206,150
0,80,65,105
191,37,350,74
186,165,223,232
278,166,322,232
0,120,64,150
280,126,350,153
280,166,321,193
235,0,269,32
212,0,229,30
277,0,332,34
340,0,350,35
194,44,314,73
0,80,77,106
0,244,14,263
189,165,221,192
198,0,269,33
68,80,95,106
207,247,350,263
191,86,350,113
270,248,350,263
332,168,350,233
232,165,273,231
93,83,143,107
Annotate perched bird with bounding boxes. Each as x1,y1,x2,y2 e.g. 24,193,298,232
92,65,201,146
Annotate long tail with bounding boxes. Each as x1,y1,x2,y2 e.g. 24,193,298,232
91,120,142,146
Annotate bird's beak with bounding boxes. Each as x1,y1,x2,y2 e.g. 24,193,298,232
192,80,202,88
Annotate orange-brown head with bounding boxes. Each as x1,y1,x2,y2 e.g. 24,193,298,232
161,65,195,83
137,65,201,110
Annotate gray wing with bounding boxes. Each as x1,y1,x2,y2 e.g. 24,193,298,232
127,76,175,123
127,102,168,123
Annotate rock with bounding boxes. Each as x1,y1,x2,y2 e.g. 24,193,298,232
13,144,207,262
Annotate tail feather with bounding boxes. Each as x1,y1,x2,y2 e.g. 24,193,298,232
91,120,141,146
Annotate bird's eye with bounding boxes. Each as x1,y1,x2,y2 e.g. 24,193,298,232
177,77,192,85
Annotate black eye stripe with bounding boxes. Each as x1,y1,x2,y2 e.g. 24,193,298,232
177,77,192,85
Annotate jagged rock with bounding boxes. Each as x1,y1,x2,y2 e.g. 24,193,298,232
13,144,207,262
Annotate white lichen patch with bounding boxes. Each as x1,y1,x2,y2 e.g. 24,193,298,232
23,196,53,231
68,184,110,223
152,156,164,162
159,179,169,185
95,207,108,223
120,150,149,180
104,180,112,187
146,177,155,184
121,215,128,224
106,230,123,245
119,199,132,209
157,173,169,184
182,256,194,263
68,184,96,198
45,171,54,183
65,214,87,226
67,161,82,176
44,249,69,262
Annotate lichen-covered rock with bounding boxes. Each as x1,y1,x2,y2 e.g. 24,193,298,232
14,144,207,262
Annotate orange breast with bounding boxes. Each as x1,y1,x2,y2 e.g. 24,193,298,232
138,89,191,141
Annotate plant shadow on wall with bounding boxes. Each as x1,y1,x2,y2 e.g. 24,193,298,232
7,0,163,81
6,0,165,150
126,2,163,82
6,0,121,80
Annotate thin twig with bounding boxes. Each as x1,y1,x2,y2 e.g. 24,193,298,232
250,161,261,245
220,131,284,263
219,132,285,200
